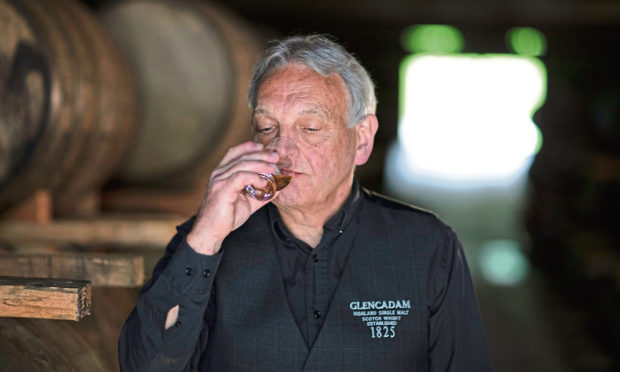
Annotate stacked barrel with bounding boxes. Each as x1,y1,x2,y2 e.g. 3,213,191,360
0,0,262,370
1,0,261,218
0,0,136,216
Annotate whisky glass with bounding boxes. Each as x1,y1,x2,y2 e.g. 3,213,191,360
244,136,299,201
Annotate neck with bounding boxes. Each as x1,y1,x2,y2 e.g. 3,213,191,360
275,181,353,248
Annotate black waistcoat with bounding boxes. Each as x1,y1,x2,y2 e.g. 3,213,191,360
202,192,439,371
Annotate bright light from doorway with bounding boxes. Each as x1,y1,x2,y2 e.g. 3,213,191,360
397,53,546,186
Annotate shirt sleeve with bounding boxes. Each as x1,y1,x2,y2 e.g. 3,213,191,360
428,226,494,372
118,217,223,372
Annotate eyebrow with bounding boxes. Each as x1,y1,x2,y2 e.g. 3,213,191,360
253,107,271,117
253,104,335,121
299,105,334,121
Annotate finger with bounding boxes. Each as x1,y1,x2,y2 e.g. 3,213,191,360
212,161,276,190
219,141,264,166
209,170,273,202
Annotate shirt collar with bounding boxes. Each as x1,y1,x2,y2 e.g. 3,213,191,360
267,179,362,244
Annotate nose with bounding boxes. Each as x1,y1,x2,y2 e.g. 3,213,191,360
253,120,300,146
274,127,298,144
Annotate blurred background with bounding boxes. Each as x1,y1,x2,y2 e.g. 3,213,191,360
1,0,619,370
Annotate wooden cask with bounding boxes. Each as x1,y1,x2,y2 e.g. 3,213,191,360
99,0,261,187
0,0,137,216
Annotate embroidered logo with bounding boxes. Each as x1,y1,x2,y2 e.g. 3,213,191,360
349,300,412,339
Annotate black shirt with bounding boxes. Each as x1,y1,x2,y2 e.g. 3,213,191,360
118,182,493,371
267,183,362,348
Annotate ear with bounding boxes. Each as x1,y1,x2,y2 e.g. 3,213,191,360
354,114,379,166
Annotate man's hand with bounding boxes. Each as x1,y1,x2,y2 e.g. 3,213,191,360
186,141,278,255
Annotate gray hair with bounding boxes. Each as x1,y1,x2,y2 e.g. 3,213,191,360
247,34,377,128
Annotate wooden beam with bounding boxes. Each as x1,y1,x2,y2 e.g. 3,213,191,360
3,190,52,223
218,0,620,27
0,254,144,287
0,214,182,247
0,277,91,321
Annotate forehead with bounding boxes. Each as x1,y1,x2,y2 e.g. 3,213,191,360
255,63,348,116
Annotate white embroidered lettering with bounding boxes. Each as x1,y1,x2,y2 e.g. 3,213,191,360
349,299,413,339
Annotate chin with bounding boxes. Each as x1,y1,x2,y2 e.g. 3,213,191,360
274,192,300,206
274,186,310,208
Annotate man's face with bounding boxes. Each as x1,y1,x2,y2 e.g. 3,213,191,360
252,63,358,209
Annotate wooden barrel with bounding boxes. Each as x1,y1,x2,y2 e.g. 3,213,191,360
99,0,261,187
0,0,137,216
0,317,105,371
66,287,142,372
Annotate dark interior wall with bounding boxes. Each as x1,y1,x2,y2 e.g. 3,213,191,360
83,0,620,190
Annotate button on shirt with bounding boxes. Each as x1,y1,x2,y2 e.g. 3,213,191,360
267,183,362,348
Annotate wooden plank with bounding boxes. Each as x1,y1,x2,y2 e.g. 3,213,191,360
0,254,144,287
0,276,91,321
0,214,181,247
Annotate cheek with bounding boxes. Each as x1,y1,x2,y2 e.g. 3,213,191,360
253,132,277,145
313,145,353,176
297,130,357,175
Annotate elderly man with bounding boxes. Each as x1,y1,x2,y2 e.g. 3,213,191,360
119,34,493,371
